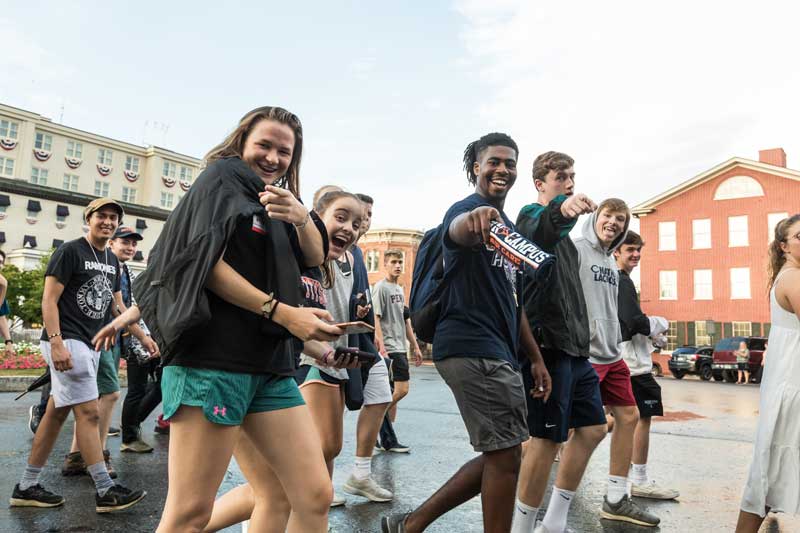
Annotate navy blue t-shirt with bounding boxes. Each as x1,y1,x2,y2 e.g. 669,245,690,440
432,193,520,366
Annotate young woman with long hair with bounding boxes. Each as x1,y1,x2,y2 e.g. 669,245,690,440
95,107,344,533
736,214,800,532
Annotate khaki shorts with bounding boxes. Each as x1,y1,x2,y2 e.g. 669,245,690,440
41,339,101,408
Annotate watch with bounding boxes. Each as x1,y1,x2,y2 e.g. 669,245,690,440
261,293,278,319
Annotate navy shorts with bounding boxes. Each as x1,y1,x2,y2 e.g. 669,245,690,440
523,348,606,443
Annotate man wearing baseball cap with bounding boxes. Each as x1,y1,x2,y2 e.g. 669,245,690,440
11,198,152,513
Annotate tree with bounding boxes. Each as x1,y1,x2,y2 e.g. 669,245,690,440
2,252,51,327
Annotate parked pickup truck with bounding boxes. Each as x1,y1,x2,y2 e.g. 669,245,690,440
711,336,767,384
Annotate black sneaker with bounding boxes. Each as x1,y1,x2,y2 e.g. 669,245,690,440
10,483,65,508
107,426,121,437
387,442,411,453
381,513,409,533
95,484,146,513
28,405,43,435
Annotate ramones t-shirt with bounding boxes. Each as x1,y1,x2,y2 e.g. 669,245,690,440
41,238,121,347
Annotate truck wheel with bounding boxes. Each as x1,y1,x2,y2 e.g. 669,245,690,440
713,370,723,382
673,370,685,379
651,364,662,378
723,369,738,383
700,364,713,381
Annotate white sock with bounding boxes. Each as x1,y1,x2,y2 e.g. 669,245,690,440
607,475,628,504
630,463,648,485
511,498,538,533
541,487,575,533
352,456,371,481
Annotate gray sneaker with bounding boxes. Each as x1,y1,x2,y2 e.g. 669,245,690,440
381,513,409,533
600,495,660,527
343,474,393,502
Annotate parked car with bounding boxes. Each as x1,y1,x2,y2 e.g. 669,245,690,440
668,346,714,380
650,350,673,378
711,336,767,383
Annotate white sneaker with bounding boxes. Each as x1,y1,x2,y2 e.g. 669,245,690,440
342,474,393,502
631,480,679,500
330,492,346,507
534,520,576,533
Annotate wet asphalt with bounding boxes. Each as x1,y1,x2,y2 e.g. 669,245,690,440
0,366,797,532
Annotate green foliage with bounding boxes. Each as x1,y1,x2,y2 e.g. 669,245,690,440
2,252,52,327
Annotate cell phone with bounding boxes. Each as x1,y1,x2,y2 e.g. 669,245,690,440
333,321,375,335
334,346,377,364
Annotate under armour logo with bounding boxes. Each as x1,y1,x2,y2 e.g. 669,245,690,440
213,406,227,417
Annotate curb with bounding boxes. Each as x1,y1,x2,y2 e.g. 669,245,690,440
0,375,128,393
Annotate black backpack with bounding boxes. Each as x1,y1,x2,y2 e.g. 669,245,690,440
409,225,456,344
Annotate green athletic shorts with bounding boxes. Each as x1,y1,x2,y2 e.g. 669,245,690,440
96,345,121,396
161,366,305,426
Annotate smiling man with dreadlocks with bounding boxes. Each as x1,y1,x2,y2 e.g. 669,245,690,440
382,133,551,533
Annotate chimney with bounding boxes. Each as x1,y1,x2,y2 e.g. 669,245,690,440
759,148,786,167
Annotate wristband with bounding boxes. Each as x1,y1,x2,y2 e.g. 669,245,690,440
4,339,12,345
322,349,335,366
294,212,310,229
48,332,62,340
268,301,280,320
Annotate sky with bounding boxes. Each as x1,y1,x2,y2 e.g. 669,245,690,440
2,1,799,233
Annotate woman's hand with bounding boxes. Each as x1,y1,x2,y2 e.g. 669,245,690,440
276,306,344,342
259,185,308,226
92,323,120,352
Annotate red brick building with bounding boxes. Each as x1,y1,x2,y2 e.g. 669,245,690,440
358,228,424,302
632,148,800,349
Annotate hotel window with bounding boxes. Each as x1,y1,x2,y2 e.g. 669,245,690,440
728,215,749,247
66,140,83,159
732,321,752,337
0,119,19,139
714,176,764,200
97,148,113,166
56,205,69,223
63,174,79,191
0,156,15,177
160,192,174,208
665,321,678,351
692,219,711,249
34,132,53,151
122,187,137,203
94,180,110,197
767,212,789,243
695,321,711,346
730,268,751,300
693,269,712,300
179,166,193,182
30,167,48,186
162,161,176,178
27,199,42,219
366,250,380,273
659,270,677,300
658,221,676,251
125,156,140,173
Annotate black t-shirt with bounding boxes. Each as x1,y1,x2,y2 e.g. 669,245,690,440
432,193,520,366
173,213,305,375
41,238,121,347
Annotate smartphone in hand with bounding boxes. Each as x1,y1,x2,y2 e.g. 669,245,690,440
333,321,375,335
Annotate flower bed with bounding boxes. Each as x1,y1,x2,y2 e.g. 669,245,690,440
0,341,127,370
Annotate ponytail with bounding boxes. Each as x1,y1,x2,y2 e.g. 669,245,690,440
768,213,800,290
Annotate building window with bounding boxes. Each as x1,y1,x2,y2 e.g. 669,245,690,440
97,148,113,166
714,176,764,200
695,321,711,346
66,140,83,159
665,321,678,351
63,174,79,191
162,161,176,178
693,269,712,300
659,270,677,300
692,219,711,249
34,132,53,151
728,215,749,247
122,187,137,203
732,321,752,337
730,268,751,300
94,180,110,197
658,221,676,251
179,166,193,182
0,156,15,177
125,155,140,173
768,212,789,243
30,167,48,186
366,250,380,273
160,192,174,208
0,119,19,139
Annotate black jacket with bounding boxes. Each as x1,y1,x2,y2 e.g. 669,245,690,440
132,157,326,362
515,196,590,358
618,270,650,342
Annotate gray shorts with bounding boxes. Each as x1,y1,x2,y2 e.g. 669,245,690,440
435,356,528,452
40,339,101,408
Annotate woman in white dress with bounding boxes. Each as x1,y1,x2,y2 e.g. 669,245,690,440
737,214,800,532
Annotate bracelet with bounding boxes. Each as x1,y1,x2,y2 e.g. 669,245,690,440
294,212,310,230
268,301,280,320
4,339,12,345
48,332,62,340
322,349,335,366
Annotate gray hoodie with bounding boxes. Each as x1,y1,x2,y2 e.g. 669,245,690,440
573,211,629,365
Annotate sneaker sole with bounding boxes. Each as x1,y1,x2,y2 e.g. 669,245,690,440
9,497,64,508
388,448,410,453
96,491,146,513
330,499,346,508
631,489,680,500
600,510,659,527
342,483,393,502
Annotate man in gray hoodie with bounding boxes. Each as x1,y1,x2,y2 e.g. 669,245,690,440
574,198,659,527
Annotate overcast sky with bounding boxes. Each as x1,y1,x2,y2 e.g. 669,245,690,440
2,1,798,232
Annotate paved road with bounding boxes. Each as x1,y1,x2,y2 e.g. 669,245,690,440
0,367,796,532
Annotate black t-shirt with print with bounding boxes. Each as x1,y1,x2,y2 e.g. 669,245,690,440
292,266,329,364
41,238,121,347
174,213,305,375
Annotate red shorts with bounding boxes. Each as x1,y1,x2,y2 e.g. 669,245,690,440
591,359,636,407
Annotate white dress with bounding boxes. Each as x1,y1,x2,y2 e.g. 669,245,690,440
741,268,800,516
